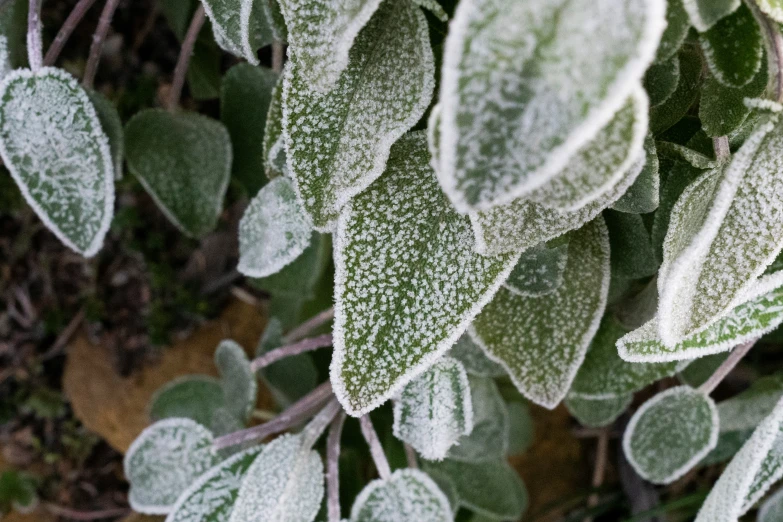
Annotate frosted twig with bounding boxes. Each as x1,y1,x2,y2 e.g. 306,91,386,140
327,411,346,522
712,136,730,162
213,381,333,449
283,307,335,343
584,428,610,522
43,0,99,66
272,41,284,73
250,334,333,371
699,340,757,395
26,0,43,71
749,0,783,103
82,0,121,88
167,4,205,111
301,399,341,449
404,443,418,469
360,415,391,480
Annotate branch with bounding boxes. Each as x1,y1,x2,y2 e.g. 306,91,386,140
250,334,333,371
584,428,610,522
301,399,341,449
699,340,757,395
327,411,346,522
82,0,121,88
272,42,284,73
712,136,730,162
360,415,391,480
26,0,43,71
43,0,99,66
283,307,335,343
167,4,205,111
404,443,418,469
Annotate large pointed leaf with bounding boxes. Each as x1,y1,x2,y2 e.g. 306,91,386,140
447,376,508,463
201,0,274,63
350,469,452,522
125,109,231,238
331,133,516,416
699,3,763,88
683,0,740,31
282,0,434,230
436,0,665,212
470,219,610,408
0,68,114,256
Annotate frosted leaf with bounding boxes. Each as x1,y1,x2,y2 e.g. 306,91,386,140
331,133,516,416
214,340,256,423
0,68,113,257
471,154,643,256
278,0,383,93
683,0,740,31
470,219,610,408
125,109,231,238
694,396,783,521
221,63,278,195
504,240,569,297
606,211,659,280
449,333,506,378
650,159,704,260
650,48,703,134
565,394,633,428
718,374,783,434
436,0,665,212
237,177,312,278
87,90,124,181
611,135,660,214
699,3,763,88
125,418,219,514
447,376,508,462
423,459,527,520
756,0,783,23
0,36,10,81
505,400,534,456
422,468,459,514
657,113,783,346
165,446,263,522
350,469,452,522
148,376,228,431
759,486,783,522
263,77,286,180
678,352,729,387
410,0,447,21
656,141,720,170
655,0,690,63
200,0,274,64
228,434,324,522
282,0,434,230
623,386,718,484
393,357,473,461
252,231,330,298
427,103,442,174
644,54,680,106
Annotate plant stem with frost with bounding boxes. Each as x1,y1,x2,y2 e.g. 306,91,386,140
327,411,346,522
26,0,43,71
283,307,335,343
360,415,391,480
250,334,333,371
699,340,757,395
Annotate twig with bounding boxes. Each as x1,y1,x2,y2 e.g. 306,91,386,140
26,0,43,71
712,136,730,162
360,415,391,480
44,503,130,521
213,381,333,449
749,0,783,103
584,429,610,522
43,0,99,66
252,409,276,421
283,307,335,343
40,307,85,361
327,411,346,522
250,334,333,371
699,340,757,395
230,286,261,307
272,42,284,73
301,399,341,449
82,0,121,88
167,4,205,111
404,443,419,469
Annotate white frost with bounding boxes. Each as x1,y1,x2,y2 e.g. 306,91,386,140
350,469,452,522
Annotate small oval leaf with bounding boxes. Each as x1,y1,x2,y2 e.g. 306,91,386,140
350,469,452,522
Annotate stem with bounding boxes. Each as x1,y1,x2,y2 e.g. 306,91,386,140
167,4,205,111
272,41,284,73
82,0,121,88
250,334,333,371
43,0,99,66
749,0,783,103
584,429,609,522
213,381,333,449
26,0,43,71
283,307,334,343
301,399,341,449
327,412,346,522
699,340,757,395
712,136,730,162
360,415,391,480
404,443,418,469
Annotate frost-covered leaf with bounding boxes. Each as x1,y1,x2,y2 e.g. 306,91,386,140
424,459,527,521
125,109,231,238
656,0,690,62
237,177,312,278
221,63,278,195
125,418,219,514
505,401,534,456
252,232,330,299
200,0,274,63
650,159,704,259
694,395,783,521
565,394,633,428
645,54,680,106
331,133,516,416
656,141,720,169
436,0,665,212
214,340,256,423
471,155,643,256
700,54,768,137
0,68,114,256
611,135,660,213
228,434,323,522
683,0,740,31
350,469,452,522
148,376,227,429
263,77,286,179
606,210,659,280
165,446,263,522
503,240,569,297
393,357,473,461
678,352,729,387
449,333,505,378
282,0,434,230
719,374,783,435
87,90,123,180
700,3,763,88
623,386,718,484
411,0,448,21
756,0,783,23
448,376,508,462
0,36,10,82
470,219,610,408
650,47,702,134
759,486,783,522
657,113,783,346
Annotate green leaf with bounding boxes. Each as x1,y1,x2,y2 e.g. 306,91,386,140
125,109,231,238
505,401,534,456
238,177,312,278
125,418,219,514
645,54,680,106
252,232,330,299
214,340,256,423
655,141,720,169
448,333,506,378
504,240,569,297
718,374,783,434
0,470,38,514
448,376,508,463
623,386,718,484
282,0,434,230
683,0,740,31
471,219,610,408
148,375,227,429
678,352,729,387
0,68,114,256
611,135,661,213
166,446,263,522
655,0,690,62
200,0,275,63
565,394,633,428
411,0,448,21
331,133,516,416
350,469,452,522
699,3,763,88
436,0,664,212
650,47,703,134
262,77,286,179
650,158,704,259
756,0,783,23
759,487,783,522
605,210,659,279
220,63,278,195
393,357,473,461
87,90,124,180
